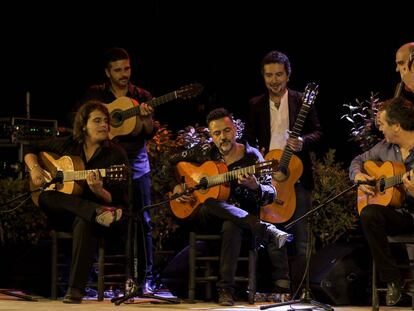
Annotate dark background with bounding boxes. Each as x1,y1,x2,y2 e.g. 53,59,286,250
1,2,412,165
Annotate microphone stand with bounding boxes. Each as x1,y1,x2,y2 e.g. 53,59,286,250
111,174,182,306
260,182,358,311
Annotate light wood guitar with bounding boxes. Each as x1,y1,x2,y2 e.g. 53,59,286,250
30,151,127,206
107,83,203,139
169,160,278,219
261,82,319,223
357,160,408,214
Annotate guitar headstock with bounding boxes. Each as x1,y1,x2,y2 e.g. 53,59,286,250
302,82,319,106
177,83,204,100
256,160,279,174
106,164,128,181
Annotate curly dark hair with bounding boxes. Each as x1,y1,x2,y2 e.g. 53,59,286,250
73,100,110,143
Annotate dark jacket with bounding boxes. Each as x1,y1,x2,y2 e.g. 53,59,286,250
246,89,322,189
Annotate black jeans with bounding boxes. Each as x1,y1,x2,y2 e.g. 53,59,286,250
360,204,414,282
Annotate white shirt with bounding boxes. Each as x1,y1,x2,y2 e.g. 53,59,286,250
269,91,289,150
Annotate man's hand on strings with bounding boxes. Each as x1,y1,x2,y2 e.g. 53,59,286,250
354,172,376,196
173,184,195,203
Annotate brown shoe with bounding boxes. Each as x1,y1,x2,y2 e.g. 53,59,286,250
386,279,402,306
218,288,234,306
62,287,83,304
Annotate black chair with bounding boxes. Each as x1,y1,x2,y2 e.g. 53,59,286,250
188,231,257,304
50,231,126,301
372,234,414,311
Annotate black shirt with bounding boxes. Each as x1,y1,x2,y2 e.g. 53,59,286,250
170,141,276,214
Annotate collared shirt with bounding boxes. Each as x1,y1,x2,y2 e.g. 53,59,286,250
269,91,289,150
349,139,414,207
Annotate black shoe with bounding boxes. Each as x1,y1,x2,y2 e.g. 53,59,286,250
218,288,234,306
62,287,83,304
386,279,402,306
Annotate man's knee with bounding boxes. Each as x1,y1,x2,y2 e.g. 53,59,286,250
221,221,242,235
360,204,384,224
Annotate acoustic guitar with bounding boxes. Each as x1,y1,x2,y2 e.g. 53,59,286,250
357,160,409,214
30,151,127,206
169,160,278,219
107,83,203,139
261,82,319,224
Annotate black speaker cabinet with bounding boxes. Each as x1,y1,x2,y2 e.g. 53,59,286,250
309,243,370,305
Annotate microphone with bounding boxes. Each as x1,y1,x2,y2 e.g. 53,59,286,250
355,179,376,186
41,171,64,189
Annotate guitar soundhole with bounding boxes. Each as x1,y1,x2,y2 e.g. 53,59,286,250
378,177,385,193
111,110,124,127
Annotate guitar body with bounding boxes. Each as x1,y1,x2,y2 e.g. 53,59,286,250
106,84,204,139
106,96,140,139
170,161,230,219
30,152,85,206
357,160,406,214
261,149,304,223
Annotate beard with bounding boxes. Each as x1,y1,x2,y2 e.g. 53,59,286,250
218,140,233,155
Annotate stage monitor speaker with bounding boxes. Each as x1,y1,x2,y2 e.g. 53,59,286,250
309,243,370,306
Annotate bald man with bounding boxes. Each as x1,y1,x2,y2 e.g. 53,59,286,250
396,42,414,94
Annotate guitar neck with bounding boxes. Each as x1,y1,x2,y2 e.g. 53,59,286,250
63,168,107,182
204,164,257,188
279,103,310,168
382,171,407,190
123,91,178,119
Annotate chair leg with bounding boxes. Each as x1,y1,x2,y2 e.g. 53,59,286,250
372,260,379,311
97,238,105,301
51,231,58,300
247,238,257,304
188,232,196,303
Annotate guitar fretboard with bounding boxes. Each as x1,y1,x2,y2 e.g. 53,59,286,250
278,83,318,171
203,161,274,188
122,92,177,119
279,103,311,169
206,164,257,187
382,171,407,190
63,168,107,182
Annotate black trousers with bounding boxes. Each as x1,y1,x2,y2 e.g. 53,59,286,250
39,191,106,292
196,198,287,290
360,204,414,282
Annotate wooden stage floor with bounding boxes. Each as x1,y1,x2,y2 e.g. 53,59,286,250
0,293,411,311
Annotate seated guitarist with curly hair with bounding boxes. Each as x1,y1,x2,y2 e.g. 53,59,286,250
24,100,129,304
349,96,414,306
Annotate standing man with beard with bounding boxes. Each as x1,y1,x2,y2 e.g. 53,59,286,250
79,47,155,295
